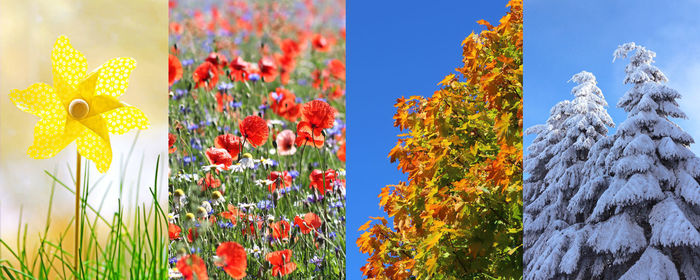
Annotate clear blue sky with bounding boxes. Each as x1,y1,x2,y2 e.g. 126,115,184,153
346,1,508,278
525,0,700,156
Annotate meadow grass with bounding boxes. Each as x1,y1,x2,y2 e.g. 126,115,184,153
0,138,168,279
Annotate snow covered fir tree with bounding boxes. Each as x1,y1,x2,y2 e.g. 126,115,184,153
524,71,614,279
524,43,700,280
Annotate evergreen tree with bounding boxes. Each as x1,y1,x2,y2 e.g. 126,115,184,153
568,43,700,279
524,71,613,279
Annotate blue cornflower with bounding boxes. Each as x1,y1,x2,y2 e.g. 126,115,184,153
249,73,260,82
190,138,202,150
257,200,273,210
181,59,194,66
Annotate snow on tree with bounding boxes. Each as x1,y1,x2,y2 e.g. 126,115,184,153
524,71,613,280
563,42,700,279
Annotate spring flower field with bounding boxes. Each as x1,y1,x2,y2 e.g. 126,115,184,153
168,0,346,278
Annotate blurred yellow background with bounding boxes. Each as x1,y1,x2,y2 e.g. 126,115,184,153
0,0,167,257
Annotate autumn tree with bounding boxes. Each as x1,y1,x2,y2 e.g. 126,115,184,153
356,1,523,279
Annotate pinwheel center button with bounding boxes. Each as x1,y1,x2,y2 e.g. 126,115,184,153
68,99,90,119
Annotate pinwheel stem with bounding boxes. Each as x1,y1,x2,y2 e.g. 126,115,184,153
75,152,81,275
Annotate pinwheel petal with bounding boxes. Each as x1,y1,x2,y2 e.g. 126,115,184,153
51,36,88,94
9,83,63,118
76,117,112,173
87,95,124,118
95,57,136,98
28,118,83,159
101,106,150,135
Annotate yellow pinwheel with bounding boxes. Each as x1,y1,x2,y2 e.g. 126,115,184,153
9,35,149,173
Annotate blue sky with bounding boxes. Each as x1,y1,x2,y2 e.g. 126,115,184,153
346,1,508,278
525,0,700,155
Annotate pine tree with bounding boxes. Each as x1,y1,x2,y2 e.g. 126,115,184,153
568,43,700,279
524,71,613,279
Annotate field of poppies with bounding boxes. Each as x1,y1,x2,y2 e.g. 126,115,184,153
167,0,346,279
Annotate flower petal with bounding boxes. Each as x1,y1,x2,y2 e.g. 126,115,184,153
101,106,150,135
9,83,62,118
95,57,136,98
51,35,87,93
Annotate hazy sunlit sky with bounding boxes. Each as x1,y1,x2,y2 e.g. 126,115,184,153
346,1,508,278
0,0,167,247
525,0,700,156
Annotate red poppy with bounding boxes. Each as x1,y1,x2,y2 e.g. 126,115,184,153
271,220,291,240
169,54,183,86
312,34,331,52
297,100,336,144
187,228,199,242
267,171,292,193
170,22,183,35
311,69,330,90
337,141,346,162
236,17,253,32
295,121,325,147
327,59,345,81
193,10,206,30
193,61,219,90
329,84,345,100
275,130,297,156
230,56,249,82
169,223,181,240
220,205,241,226
216,242,247,279
280,38,302,58
177,255,208,280
309,169,337,195
276,51,297,69
258,57,277,82
275,53,295,85
168,133,177,153
215,92,233,113
205,147,233,168
198,173,222,191
265,249,297,277
205,52,228,73
269,88,301,122
239,116,269,147
294,212,322,234
302,100,336,130
215,134,242,160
